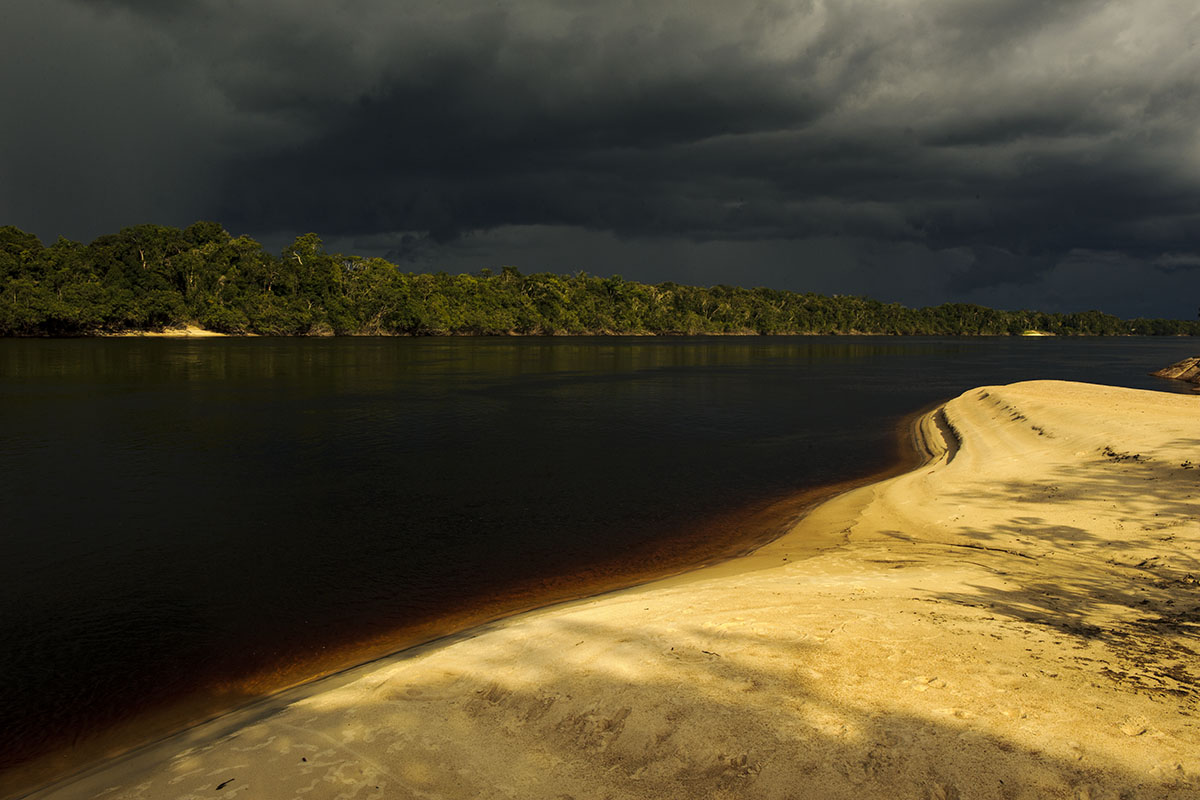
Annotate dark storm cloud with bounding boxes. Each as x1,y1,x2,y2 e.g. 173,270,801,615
3,0,1199,312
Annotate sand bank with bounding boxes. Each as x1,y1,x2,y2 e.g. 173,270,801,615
111,324,228,338
22,381,1200,800
1153,356,1200,388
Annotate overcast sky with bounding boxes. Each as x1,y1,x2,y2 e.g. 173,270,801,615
2,0,1198,317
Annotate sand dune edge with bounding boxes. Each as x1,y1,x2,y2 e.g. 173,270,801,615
22,380,1200,800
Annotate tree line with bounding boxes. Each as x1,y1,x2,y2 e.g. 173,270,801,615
1,222,1197,337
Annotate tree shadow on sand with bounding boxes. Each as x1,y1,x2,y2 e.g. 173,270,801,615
29,606,1199,800
877,443,1199,704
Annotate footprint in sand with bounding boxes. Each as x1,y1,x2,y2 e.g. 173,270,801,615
1149,762,1188,783
1118,716,1148,736
927,780,961,799
663,646,721,663
936,707,973,719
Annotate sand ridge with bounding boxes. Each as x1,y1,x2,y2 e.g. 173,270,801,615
20,380,1200,799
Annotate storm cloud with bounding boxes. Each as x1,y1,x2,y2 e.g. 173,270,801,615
3,0,1198,316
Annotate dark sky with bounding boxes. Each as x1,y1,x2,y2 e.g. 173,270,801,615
2,1,1198,317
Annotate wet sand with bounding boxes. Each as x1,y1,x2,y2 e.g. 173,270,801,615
18,380,1200,799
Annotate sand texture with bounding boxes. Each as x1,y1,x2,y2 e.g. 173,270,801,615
111,325,228,338
22,381,1200,800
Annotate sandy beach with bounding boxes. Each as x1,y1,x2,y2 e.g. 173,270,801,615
19,380,1200,800
111,325,229,338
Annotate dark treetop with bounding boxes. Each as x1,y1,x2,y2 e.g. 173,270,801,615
2,223,1197,337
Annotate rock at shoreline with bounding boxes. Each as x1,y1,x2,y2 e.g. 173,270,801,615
1151,356,1200,384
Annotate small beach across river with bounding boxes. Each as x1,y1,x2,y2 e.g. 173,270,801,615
24,380,1199,800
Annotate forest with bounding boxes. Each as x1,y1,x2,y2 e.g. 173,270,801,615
2,222,1197,337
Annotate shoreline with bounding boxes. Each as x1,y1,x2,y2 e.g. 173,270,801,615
7,324,1200,340
17,381,1200,799
16,330,1200,338
0,412,928,800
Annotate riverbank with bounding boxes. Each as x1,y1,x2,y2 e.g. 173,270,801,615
18,328,1200,338
107,324,229,337
21,380,1200,799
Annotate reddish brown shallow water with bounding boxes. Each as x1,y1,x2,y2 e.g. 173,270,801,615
6,467,922,800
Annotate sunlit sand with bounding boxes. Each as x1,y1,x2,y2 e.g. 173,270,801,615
24,381,1199,799
112,324,227,338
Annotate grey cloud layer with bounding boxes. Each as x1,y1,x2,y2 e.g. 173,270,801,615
4,0,1199,301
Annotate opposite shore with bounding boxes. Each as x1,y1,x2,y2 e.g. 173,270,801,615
24,325,1200,338
37,325,1159,339
4,223,1198,338
16,380,1200,799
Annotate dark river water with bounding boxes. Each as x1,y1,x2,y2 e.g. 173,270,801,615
0,336,1195,791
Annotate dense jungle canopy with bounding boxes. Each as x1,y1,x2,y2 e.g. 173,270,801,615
1,223,1197,337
